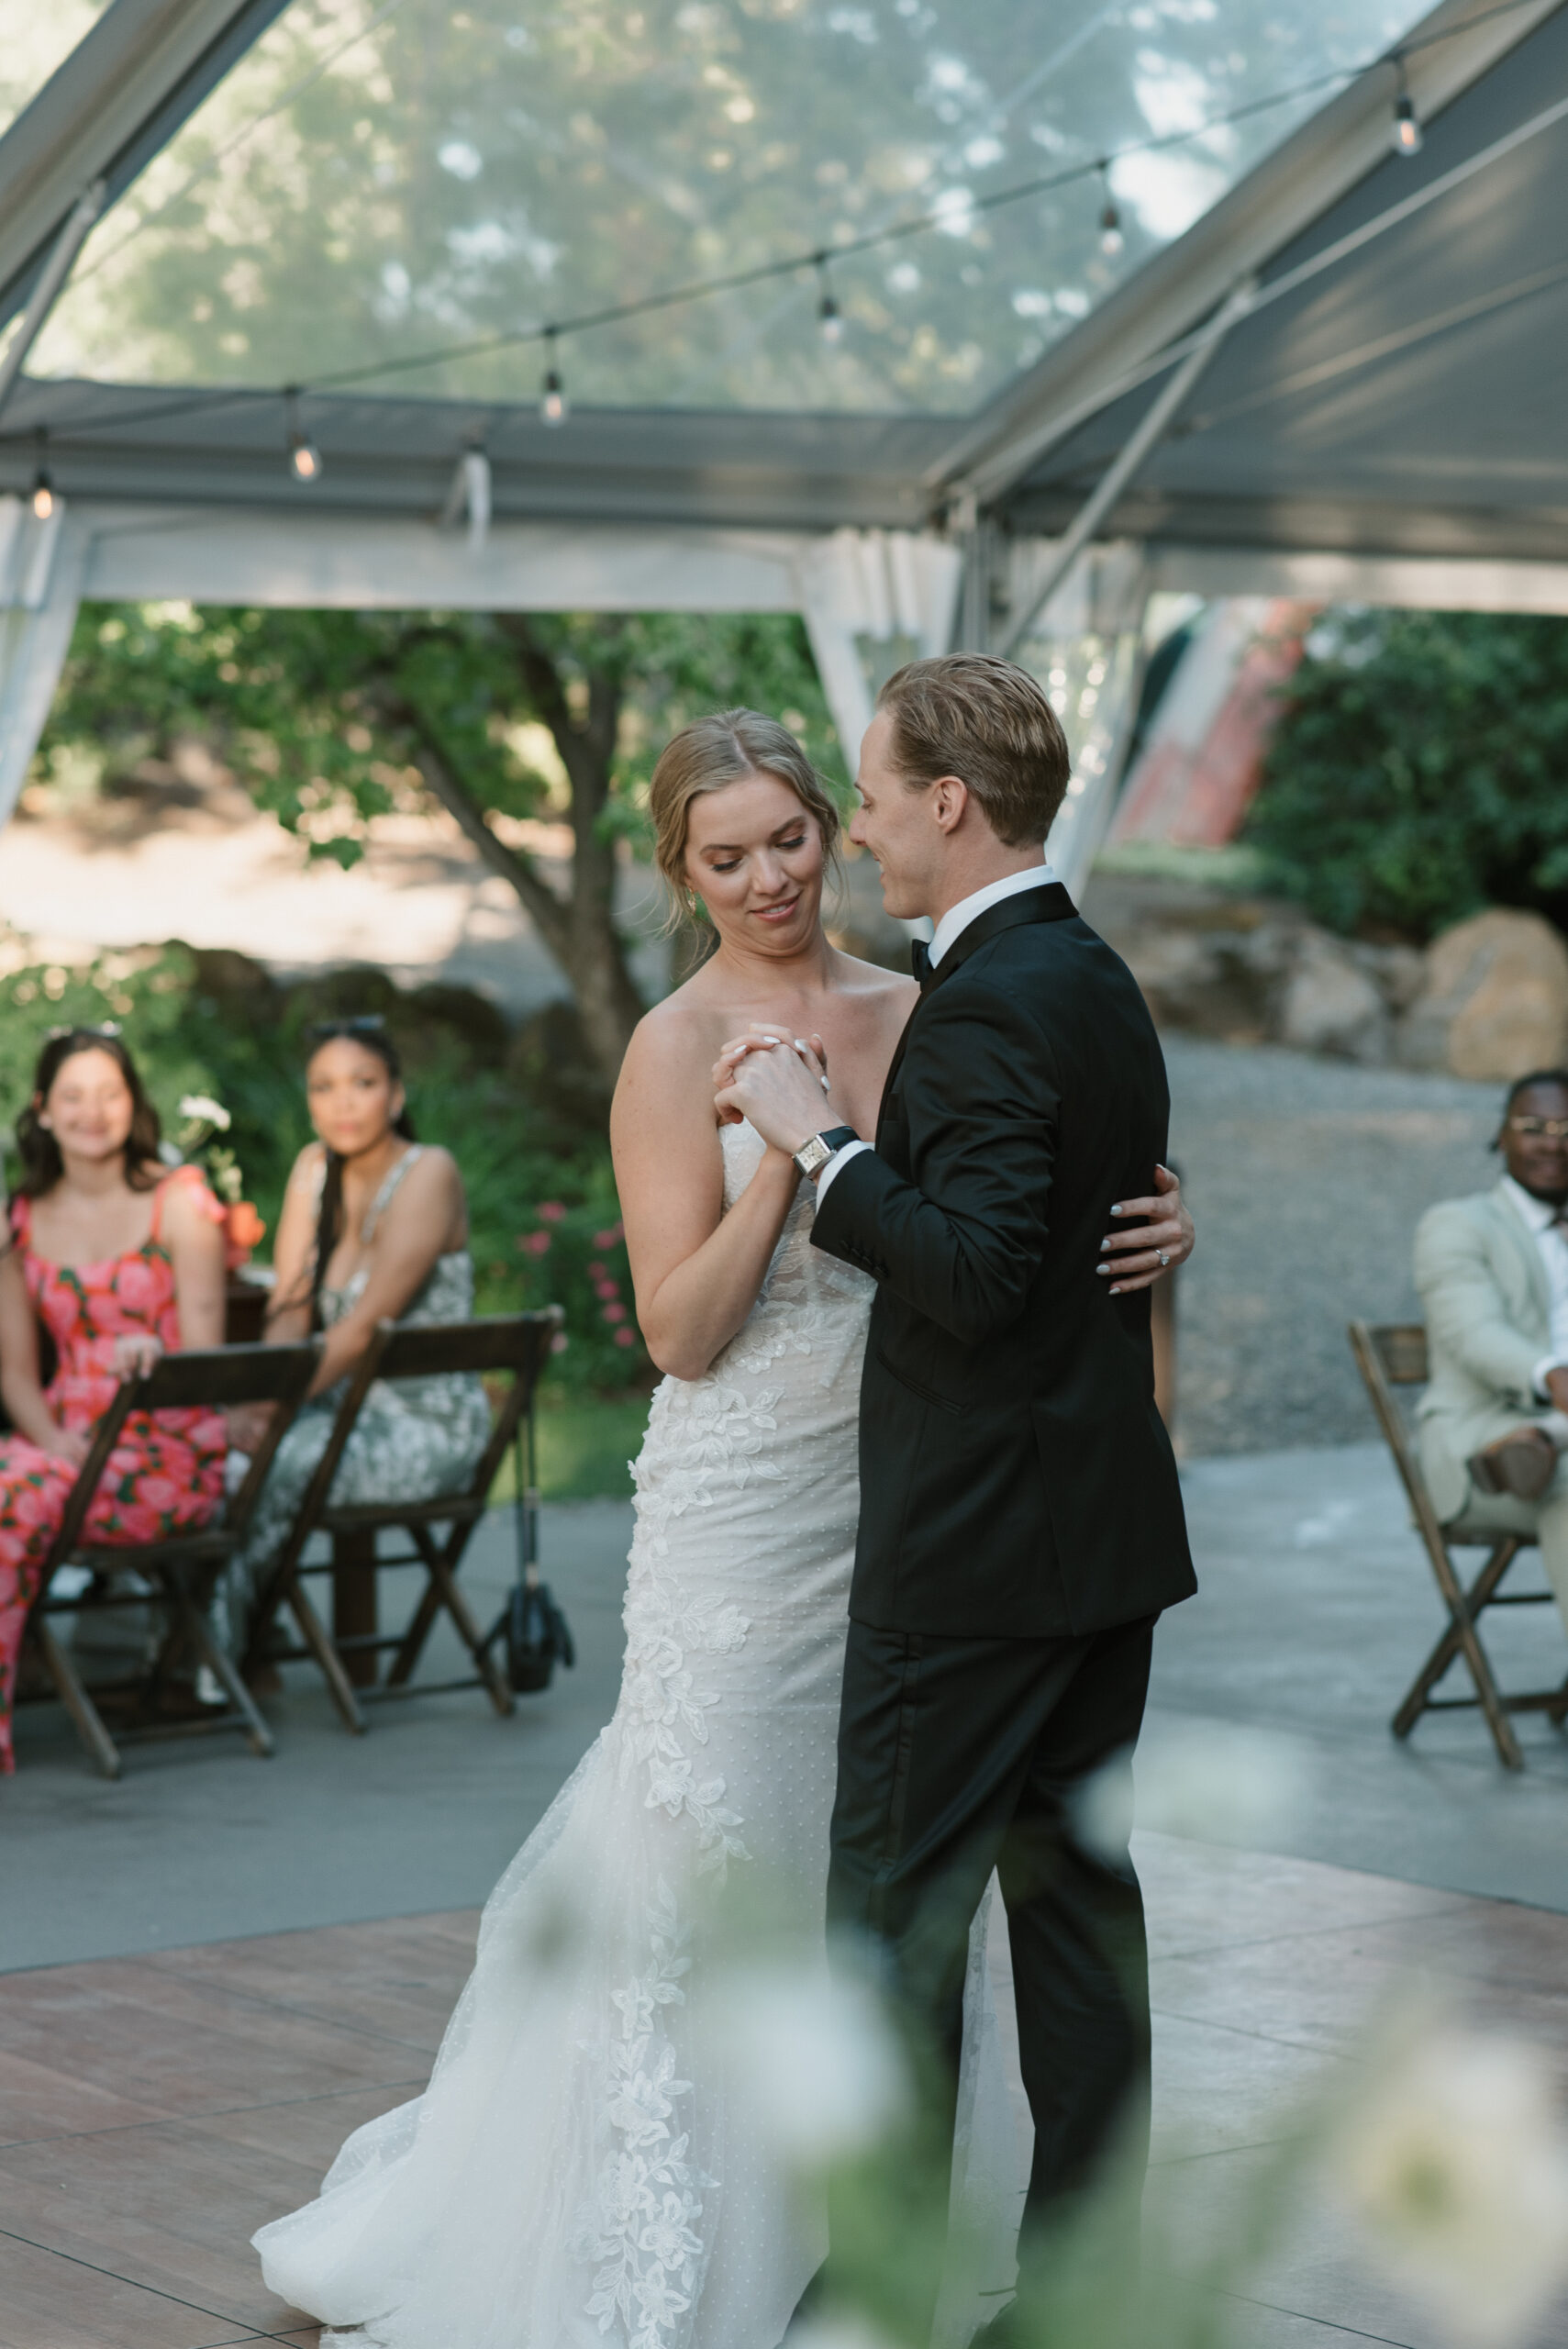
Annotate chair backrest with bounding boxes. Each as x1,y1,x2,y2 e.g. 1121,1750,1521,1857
1362,1323,1429,1386
46,1341,320,1572
1348,1319,1448,1544
272,1308,564,1568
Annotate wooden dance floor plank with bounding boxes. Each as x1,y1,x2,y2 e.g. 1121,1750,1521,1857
5,1854,1568,2347
0,1911,478,2345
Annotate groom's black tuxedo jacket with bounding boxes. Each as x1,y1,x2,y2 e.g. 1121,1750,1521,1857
812,885,1195,1640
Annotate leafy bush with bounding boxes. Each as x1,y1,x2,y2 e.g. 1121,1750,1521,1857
0,944,650,1395
1244,608,1568,941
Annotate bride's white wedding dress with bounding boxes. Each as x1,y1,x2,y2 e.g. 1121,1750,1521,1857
256,1122,1019,2349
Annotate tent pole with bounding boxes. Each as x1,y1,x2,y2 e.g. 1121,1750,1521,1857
998,280,1252,661
0,180,104,425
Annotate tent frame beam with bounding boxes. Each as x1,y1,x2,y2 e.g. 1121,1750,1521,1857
0,0,292,333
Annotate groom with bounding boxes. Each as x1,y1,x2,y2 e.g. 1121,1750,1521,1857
719,652,1195,2332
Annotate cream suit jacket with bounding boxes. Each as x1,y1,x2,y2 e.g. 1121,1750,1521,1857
1413,1180,1553,1523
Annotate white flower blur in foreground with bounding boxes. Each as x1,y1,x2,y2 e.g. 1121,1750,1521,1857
1332,2019,1568,2347
786,2322,901,2349
716,1963,908,2166
1078,1719,1310,1857
178,1094,231,1130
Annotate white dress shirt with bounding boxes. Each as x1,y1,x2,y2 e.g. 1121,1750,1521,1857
1500,1175,1568,1399
814,862,1057,1206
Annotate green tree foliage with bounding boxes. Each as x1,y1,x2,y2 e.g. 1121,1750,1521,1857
1244,609,1568,941
39,601,840,1095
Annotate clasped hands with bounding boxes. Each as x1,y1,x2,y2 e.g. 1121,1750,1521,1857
712,1024,840,1155
712,1025,1195,1294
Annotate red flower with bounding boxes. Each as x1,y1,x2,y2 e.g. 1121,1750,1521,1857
614,1327,637,1348
602,1302,627,1324
537,1201,567,1223
595,1279,619,1301
518,1231,551,1257
586,1260,605,1279
593,1227,621,1249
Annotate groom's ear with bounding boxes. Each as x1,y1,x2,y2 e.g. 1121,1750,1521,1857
930,774,970,834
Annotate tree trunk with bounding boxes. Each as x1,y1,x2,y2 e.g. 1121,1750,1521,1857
404,630,649,1100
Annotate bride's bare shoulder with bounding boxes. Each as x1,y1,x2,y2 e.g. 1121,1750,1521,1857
615,985,727,1117
829,948,918,1011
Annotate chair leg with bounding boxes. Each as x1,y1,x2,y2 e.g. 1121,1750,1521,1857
1393,1540,1525,1771
28,1617,121,1779
286,1574,367,1734
404,1525,514,1717
167,1577,274,1758
1393,1540,1515,1733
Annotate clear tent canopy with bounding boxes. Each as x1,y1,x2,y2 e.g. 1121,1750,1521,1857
0,0,1561,885
20,0,1430,416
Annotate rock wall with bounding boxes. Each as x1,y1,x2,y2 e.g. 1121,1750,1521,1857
1080,874,1568,1081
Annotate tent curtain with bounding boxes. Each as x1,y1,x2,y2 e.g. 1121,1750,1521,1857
793,527,964,772
1005,537,1150,901
0,496,85,828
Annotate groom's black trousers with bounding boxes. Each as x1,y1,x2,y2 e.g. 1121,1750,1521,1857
826,1612,1156,2232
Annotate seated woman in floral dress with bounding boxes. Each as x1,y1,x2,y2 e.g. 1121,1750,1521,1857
217,1019,490,1661
0,1026,229,1772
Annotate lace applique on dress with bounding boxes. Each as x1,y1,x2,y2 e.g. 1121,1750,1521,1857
577,1880,713,2349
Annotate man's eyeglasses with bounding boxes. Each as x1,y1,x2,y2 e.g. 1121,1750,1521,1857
1507,1115,1568,1140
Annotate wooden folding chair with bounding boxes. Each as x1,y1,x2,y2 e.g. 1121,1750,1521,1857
1348,1319,1568,1771
22,1341,319,1778
243,1309,562,1735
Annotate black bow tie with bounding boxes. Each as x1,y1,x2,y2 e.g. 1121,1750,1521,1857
910,937,935,989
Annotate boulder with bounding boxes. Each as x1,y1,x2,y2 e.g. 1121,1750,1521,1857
1396,908,1568,1081
1277,932,1388,1062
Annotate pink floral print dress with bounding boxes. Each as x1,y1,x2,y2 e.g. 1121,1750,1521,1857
0,1166,228,1773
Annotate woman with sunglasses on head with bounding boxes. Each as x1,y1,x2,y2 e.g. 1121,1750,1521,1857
0,1026,229,1773
216,1019,489,1663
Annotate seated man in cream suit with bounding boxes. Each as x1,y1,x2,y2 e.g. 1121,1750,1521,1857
1415,1070,1568,1626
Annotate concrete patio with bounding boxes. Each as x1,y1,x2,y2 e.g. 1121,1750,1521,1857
6,1442,1568,2347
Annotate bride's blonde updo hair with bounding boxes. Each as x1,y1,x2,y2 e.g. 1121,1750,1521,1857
649,709,841,922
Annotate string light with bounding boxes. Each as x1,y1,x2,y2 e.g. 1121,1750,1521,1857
29,431,54,519
815,255,843,346
284,386,321,480
1097,163,1124,257
1392,71,1423,156
539,329,568,424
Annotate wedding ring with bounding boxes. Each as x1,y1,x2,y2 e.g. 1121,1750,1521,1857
821,1075,831,1093
1158,1250,1169,1267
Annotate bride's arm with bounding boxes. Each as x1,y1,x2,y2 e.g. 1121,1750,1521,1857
611,1009,802,1383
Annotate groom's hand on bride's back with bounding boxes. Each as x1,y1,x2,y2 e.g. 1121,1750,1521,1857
1096,1163,1194,1294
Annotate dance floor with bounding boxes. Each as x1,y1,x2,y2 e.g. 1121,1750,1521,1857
5,1833,1568,2349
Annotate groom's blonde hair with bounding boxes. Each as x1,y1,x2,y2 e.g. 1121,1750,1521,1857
878,654,1071,846
649,709,841,921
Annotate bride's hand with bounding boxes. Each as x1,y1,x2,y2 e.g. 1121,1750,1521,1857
1096,1164,1194,1295
711,1028,831,1132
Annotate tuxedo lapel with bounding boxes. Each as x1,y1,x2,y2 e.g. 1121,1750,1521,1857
925,883,1075,991
874,885,1076,1142
1488,1179,1553,1325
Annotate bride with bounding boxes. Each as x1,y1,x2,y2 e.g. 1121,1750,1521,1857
255,710,1191,2349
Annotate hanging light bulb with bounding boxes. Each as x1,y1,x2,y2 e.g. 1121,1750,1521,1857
30,433,54,520
815,256,843,347
539,329,568,425
284,388,321,483
1392,91,1422,157
1097,164,1123,258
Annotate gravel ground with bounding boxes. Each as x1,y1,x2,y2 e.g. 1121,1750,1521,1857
1163,1036,1504,1456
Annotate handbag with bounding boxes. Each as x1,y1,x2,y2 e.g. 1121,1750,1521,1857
497,1411,574,1695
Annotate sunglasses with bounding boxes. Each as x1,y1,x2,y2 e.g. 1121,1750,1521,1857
1507,1116,1568,1140
304,1016,387,1041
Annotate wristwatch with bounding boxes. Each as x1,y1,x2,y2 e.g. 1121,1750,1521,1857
793,1125,859,1181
